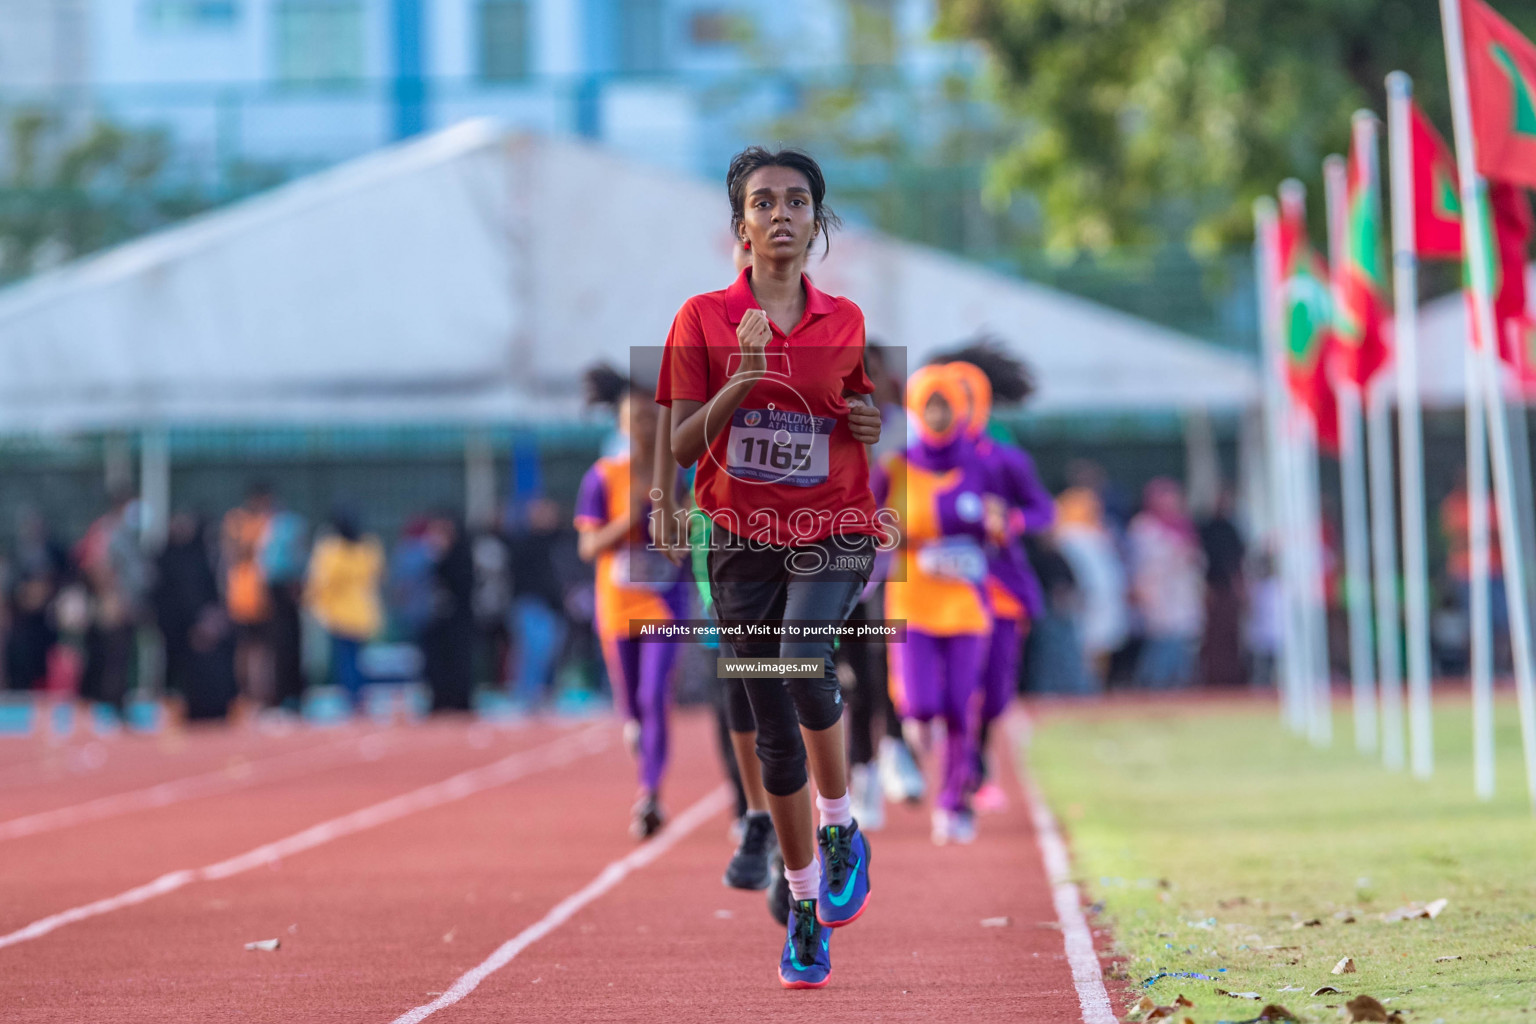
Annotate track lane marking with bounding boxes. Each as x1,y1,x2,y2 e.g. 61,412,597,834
0,728,352,791
388,784,733,1024
1009,711,1118,1024
0,728,399,842
0,725,610,951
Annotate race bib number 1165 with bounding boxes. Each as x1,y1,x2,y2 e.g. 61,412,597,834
726,408,833,487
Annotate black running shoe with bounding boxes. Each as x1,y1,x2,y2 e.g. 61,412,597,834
630,792,664,841
767,848,791,926
723,811,776,890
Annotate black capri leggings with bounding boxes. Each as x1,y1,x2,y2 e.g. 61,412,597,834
708,528,875,797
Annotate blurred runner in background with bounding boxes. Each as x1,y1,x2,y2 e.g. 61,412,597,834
882,365,998,846
941,346,1050,814
577,363,690,840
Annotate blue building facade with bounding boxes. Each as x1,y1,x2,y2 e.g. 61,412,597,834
38,0,977,180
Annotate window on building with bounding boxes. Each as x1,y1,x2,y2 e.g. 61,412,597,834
143,0,241,31
275,0,365,86
479,0,531,82
617,0,665,74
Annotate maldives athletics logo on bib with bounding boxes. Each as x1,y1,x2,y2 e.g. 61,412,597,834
726,408,834,487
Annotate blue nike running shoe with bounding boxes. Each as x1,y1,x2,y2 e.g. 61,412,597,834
816,821,871,927
779,898,832,989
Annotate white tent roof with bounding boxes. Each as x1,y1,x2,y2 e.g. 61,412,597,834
1415,264,1536,407
0,120,1259,431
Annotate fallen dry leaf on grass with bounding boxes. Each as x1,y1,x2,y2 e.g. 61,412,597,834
1382,897,1448,922
1311,985,1341,995
1214,1006,1300,1024
1345,994,1406,1022
1293,918,1323,929
1216,988,1262,999
1130,994,1197,1021
1434,954,1461,962
243,939,280,952
1331,956,1357,975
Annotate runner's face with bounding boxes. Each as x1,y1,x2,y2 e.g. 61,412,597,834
923,393,953,436
739,166,817,259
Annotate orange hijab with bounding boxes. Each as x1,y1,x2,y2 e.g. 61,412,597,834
945,361,992,439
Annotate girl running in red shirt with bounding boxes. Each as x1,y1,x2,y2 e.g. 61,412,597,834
658,147,882,988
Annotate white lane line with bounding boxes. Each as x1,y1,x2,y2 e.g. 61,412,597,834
1009,711,1118,1024
0,726,370,791
389,784,734,1024
0,725,610,951
0,729,398,843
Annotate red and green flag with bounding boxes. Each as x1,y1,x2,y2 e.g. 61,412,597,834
1492,181,1533,353
1411,102,1464,258
1460,181,1532,374
1278,192,1340,450
1335,124,1391,386
1410,99,1532,372
1464,0,1536,190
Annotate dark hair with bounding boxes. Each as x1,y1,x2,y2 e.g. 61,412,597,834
331,505,361,543
929,336,1036,405
726,147,841,256
583,362,651,410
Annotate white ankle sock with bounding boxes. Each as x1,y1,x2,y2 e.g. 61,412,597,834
816,792,853,829
784,860,821,902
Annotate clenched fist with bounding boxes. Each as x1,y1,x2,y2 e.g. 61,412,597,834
847,400,882,445
734,308,772,383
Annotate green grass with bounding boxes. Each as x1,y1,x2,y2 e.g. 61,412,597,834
1028,697,1536,1023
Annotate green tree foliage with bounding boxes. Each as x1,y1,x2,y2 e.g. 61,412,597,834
938,0,1536,257
0,109,283,283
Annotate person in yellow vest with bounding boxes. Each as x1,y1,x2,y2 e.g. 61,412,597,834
304,508,384,709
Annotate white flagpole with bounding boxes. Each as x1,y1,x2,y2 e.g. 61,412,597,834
1325,152,1380,754
1301,414,1335,745
1281,178,1334,746
1441,0,1536,806
1384,72,1427,775
1355,112,1400,762
1255,196,1306,732
1467,303,1497,795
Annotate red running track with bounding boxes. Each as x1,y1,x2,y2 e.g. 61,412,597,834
0,710,1106,1022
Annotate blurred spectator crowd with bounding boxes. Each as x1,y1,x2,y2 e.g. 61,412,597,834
0,458,1494,722
0,484,598,724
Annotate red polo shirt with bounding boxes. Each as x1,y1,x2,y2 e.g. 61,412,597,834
657,268,878,547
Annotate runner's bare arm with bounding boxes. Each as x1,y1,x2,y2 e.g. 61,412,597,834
576,502,645,563
670,309,771,466
650,407,688,566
